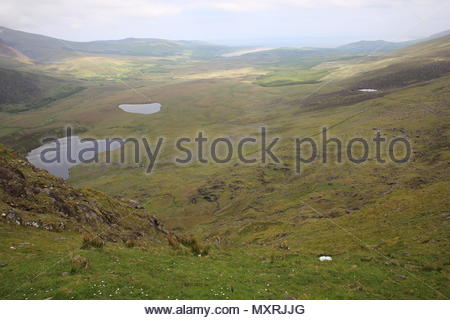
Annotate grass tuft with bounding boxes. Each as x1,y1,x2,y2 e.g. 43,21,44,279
180,236,210,256
125,239,137,248
80,233,105,249
70,255,88,273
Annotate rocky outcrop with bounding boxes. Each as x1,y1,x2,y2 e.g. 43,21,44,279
0,144,164,243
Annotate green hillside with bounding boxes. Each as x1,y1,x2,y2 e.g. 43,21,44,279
0,67,84,113
0,28,449,300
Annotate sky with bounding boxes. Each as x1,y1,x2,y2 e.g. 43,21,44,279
1,0,449,46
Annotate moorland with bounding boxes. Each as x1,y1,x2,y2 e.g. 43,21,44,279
0,26,449,299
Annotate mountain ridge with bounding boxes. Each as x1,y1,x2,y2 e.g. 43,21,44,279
2,25,450,63
0,26,233,62
335,30,450,54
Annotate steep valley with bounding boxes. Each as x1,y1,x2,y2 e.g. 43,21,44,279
0,27,449,299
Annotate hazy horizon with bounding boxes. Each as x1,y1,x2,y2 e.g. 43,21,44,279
1,0,449,47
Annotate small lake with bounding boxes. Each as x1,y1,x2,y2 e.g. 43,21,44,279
118,103,161,114
27,103,162,178
358,89,378,92
27,136,122,179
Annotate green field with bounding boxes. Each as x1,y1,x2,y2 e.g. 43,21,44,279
255,68,330,87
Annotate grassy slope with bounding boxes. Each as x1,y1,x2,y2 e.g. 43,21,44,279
255,68,329,87
68,37,449,298
0,67,84,113
0,215,448,299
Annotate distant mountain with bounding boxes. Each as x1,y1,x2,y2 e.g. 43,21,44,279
336,29,450,54
389,34,450,59
0,27,74,62
68,38,231,59
227,29,450,62
0,26,233,63
423,29,450,41
336,40,411,54
1,25,449,63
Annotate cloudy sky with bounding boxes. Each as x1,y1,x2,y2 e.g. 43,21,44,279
1,0,449,46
